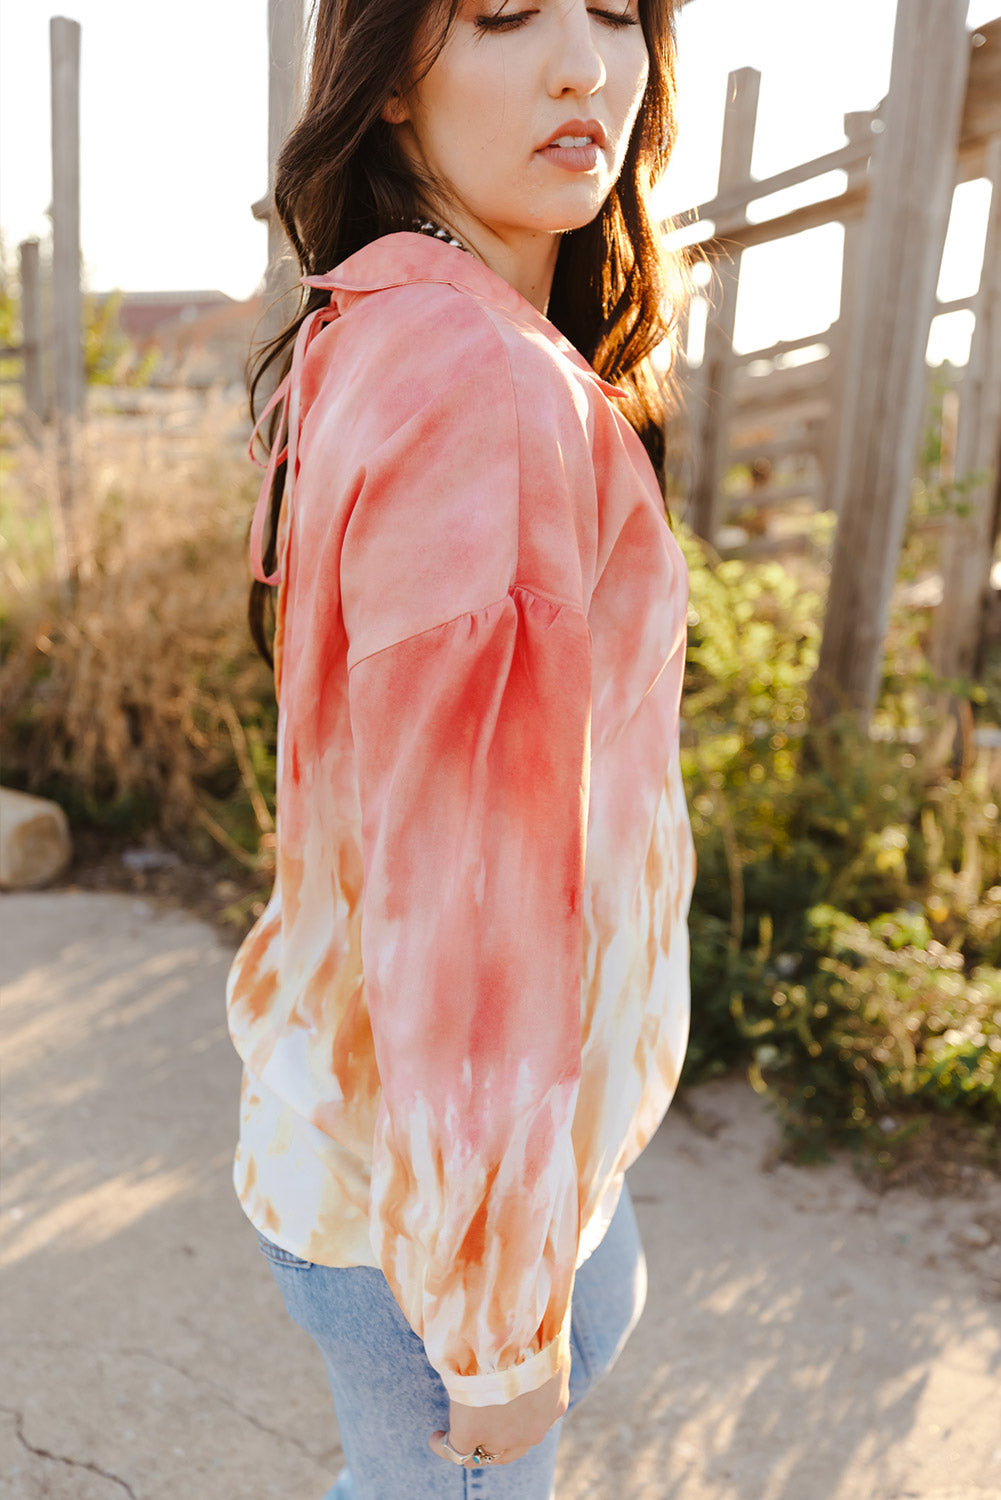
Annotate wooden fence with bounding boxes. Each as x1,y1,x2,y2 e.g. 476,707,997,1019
8,1,999,724
670,0,1001,716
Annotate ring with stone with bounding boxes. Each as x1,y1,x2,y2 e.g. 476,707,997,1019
441,1434,499,1466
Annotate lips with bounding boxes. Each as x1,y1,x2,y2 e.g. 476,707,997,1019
537,118,608,152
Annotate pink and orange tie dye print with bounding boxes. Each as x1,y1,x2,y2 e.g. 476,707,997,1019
226,234,695,1408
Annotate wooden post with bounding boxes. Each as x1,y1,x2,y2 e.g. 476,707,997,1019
686,68,760,545
665,289,705,503
51,18,83,420
252,0,306,393
932,132,1001,680
50,16,84,589
18,239,46,426
811,0,972,721
819,110,877,512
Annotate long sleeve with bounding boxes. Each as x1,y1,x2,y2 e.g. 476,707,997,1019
337,303,594,1405
349,592,591,1405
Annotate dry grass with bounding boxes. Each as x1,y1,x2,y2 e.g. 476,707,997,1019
0,393,277,863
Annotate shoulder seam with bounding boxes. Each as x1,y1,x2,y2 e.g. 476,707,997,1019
346,585,585,673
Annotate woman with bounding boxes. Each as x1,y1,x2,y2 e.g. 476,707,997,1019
226,0,695,1493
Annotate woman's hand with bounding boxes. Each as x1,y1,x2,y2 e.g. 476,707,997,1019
429,1365,570,1468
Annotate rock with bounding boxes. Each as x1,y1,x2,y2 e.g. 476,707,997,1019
0,787,72,890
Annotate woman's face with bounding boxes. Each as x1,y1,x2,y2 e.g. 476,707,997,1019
389,0,649,243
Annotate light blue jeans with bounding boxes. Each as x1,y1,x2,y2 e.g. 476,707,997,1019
256,1182,647,1499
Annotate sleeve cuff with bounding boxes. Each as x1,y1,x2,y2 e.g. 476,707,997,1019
437,1312,573,1408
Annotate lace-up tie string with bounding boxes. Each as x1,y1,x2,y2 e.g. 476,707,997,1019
249,283,342,587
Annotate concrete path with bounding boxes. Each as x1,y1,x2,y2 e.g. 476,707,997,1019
1,890,999,1500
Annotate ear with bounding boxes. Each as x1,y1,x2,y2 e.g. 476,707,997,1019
381,92,410,126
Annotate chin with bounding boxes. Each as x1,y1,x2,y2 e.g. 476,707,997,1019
524,190,612,237
551,203,610,235
557,208,606,233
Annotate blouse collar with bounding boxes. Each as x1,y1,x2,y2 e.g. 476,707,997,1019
303,232,627,400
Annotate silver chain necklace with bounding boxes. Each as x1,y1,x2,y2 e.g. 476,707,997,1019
411,217,472,255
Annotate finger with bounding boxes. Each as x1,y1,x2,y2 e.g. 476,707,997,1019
429,1431,473,1466
487,1447,531,1468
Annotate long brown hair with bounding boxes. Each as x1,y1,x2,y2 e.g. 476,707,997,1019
249,0,688,664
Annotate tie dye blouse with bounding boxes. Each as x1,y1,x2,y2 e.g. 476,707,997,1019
226,232,695,1409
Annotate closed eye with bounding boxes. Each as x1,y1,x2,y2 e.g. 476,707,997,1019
590,8,640,25
474,9,537,30
475,7,640,30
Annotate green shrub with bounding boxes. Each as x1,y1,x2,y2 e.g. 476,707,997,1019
678,520,1001,1161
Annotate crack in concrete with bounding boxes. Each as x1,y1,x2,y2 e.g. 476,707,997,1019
115,1344,329,1463
14,1338,330,1467
0,1402,138,1498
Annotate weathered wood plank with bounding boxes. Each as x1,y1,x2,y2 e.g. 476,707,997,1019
819,111,876,511
961,17,1001,145
685,68,760,543
733,359,829,409
675,138,872,233
18,239,45,425
813,0,973,720
50,17,83,592
933,133,1001,679
732,433,827,466
722,480,822,510
50,19,82,422
252,0,306,397
732,328,835,367
935,292,980,316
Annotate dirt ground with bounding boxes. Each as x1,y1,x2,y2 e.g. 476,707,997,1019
2,888,1000,1500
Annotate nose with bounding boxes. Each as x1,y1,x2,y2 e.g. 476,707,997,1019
547,0,607,99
